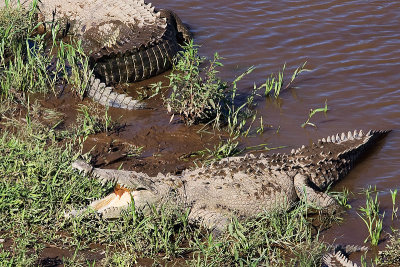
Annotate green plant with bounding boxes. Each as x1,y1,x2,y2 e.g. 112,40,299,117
391,189,398,220
56,39,93,97
330,188,352,209
76,104,122,137
0,2,93,101
125,144,144,157
301,100,329,128
196,137,243,165
0,2,55,98
165,40,227,125
358,186,384,246
261,62,310,98
166,41,260,136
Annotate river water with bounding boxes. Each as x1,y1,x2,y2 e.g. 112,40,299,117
144,0,400,250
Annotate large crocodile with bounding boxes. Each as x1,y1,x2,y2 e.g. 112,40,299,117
70,129,390,231
69,129,389,266
9,0,190,109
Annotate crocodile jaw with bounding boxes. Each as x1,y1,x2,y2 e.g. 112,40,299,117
86,185,160,219
89,185,133,213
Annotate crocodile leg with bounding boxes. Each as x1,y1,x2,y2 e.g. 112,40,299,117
87,75,145,110
188,205,230,236
293,173,337,209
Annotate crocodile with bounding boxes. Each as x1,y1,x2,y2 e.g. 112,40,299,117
70,129,390,234
10,0,191,109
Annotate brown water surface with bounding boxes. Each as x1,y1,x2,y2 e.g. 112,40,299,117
146,0,400,252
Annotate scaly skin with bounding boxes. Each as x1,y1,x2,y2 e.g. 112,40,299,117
70,129,390,232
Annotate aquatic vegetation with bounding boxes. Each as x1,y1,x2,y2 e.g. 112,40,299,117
261,61,310,98
165,41,260,134
194,137,243,165
301,100,329,128
391,189,398,220
358,186,384,246
330,188,352,209
165,40,227,126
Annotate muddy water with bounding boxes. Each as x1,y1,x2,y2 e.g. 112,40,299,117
86,0,399,256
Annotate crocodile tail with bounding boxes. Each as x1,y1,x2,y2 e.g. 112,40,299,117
322,244,368,267
290,129,390,189
93,38,179,85
158,9,192,44
333,129,391,166
86,75,145,109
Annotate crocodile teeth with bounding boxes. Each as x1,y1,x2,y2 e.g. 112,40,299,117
359,130,364,137
322,138,326,143
348,131,353,140
341,132,346,141
336,134,340,142
327,136,331,142
353,129,358,138
291,149,295,154
331,135,335,142
367,130,372,136
301,145,305,149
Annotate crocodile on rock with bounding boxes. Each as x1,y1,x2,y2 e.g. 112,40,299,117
15,0,191,109
70,129,390,234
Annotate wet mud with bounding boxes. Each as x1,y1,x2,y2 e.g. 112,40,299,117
20,0,400,264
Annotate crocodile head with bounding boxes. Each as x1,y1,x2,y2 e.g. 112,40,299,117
69,160,167,218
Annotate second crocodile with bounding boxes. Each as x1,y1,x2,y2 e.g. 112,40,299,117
24,0,191,109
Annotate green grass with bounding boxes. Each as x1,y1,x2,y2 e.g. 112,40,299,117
0,1,52,98
357,186,384,246
165,40,227,126
261,61,310,98
391,189,398,220
76,103,123,137
301,100,329,128
0,2,91,102
329,187,352,209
